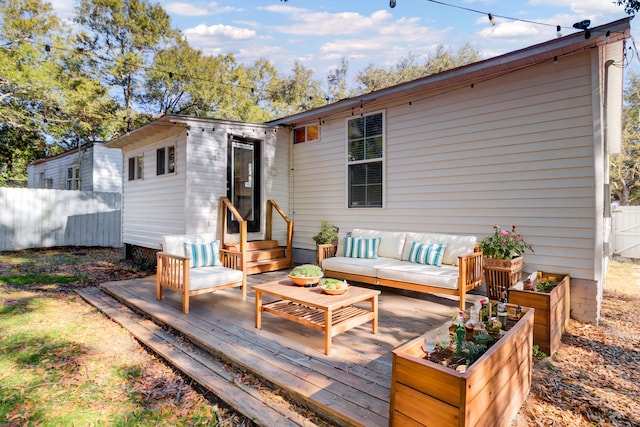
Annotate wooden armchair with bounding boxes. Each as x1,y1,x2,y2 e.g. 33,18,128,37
156,233,246,314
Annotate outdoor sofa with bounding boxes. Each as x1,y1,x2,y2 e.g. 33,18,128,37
318,228,483,310
156,232,246,314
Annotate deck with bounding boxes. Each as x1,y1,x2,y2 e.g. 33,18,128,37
85,272,484,426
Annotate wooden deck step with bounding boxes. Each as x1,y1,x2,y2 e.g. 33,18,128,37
76,287,317,427
226,240,279,251
245,247,286,262
246,257,292,275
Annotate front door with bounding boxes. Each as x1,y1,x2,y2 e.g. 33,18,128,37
227,135,261,233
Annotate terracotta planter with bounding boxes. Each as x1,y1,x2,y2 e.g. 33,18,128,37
508,272,570,355
483,256,523,300
389,306,534,427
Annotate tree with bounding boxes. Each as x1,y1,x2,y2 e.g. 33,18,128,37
327,57,350,102
611,71,640,205
0,125,50,186
0,0,62,130
354,44,480,94
74,0,179,131
267,60,325,117
615,0,640,14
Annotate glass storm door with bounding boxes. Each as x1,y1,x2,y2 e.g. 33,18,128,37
227,136,260,233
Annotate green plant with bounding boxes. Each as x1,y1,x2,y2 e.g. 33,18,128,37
289,264,323,277
532,344,548,359
536,280,556,292
312,219,339,245
479,224,533,260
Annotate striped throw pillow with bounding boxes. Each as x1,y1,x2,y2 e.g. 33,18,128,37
408,242,447,266
343,236,381,259
184,241,221,268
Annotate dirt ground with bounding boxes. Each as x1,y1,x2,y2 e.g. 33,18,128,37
1,247,639,426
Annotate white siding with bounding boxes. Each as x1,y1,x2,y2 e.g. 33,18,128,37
92,143,123,192
121,129,188,249
27,144,122,192
27,150,82,190
184,122,289,243
119,120,288,250
291,49,606,286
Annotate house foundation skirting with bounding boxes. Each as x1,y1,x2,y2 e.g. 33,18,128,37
124,243,158,271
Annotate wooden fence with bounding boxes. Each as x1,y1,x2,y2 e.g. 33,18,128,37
612,205,640,260
0,188,121,251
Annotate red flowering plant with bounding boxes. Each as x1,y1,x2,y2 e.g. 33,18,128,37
479,225,533,260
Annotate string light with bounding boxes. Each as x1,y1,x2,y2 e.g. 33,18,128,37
426,0,576,36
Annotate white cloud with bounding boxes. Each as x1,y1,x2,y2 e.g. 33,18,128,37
184,24,256,40
274,9,394,36
164,3,209,16
479,20,540,40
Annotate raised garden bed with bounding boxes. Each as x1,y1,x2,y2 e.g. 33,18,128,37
389,306,534,427
508,272,570,355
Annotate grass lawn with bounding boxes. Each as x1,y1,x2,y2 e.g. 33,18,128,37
0,248,250,426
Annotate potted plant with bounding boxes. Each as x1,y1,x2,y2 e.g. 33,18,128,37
479,225,533,300
313,219,339,264
288,264,324,286
312,219,339,245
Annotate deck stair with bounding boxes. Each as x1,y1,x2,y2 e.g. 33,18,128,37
224,240,291,275
220,197,294,276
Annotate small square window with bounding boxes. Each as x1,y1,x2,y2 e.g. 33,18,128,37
293,125,319,144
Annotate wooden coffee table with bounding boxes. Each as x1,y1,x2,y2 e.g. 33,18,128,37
253,279,380,355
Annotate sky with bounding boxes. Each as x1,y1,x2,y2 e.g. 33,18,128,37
51,0,638,88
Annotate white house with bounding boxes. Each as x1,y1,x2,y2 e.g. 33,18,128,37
28,142,122,193
108,18,631,323
105,116,288,259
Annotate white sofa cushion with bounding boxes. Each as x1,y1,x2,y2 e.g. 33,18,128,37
189,266,243,291
403,232,476,266
377,263,460,290
162,232,217,257
351,229,407,259
322,256,401,277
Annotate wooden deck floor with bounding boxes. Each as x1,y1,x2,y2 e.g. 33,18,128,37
97,272,484,427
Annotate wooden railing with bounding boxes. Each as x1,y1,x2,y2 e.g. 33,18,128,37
266,199,294,268
220,197,247,274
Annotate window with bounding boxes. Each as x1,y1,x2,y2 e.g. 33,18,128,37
347,112,383,208
128,155,143,181
156,145,175,176
66,166,80,190
293,124,319,144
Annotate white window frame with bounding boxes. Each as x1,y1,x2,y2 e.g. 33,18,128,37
156,145,176,176
128,155,143,181
293,124,320,144
66,166,80,190
346,110,385,208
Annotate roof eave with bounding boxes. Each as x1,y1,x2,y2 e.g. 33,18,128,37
270,17,632,126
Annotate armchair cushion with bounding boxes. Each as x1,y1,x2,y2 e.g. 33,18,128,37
189,266,243,291
184,241,221,268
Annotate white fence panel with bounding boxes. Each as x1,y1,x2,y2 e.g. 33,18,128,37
612,205,640,259
0,188,121,251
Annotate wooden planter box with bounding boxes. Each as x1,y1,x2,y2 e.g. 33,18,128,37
389,306,534,427
484,256,524,300
508,272,570,355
